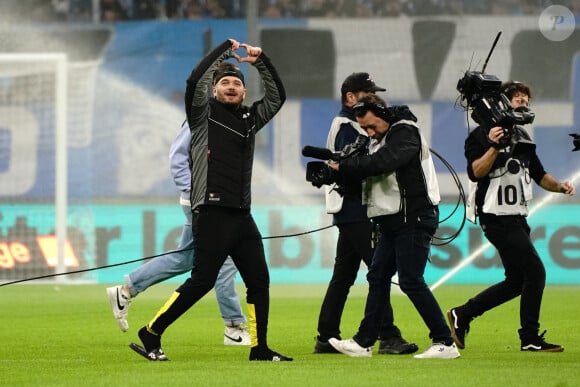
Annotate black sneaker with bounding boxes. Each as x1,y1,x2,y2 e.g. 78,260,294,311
447,307,471,349
249,346,293,361
378,336,419,355
313,337,339,354
129,342,169,361
521,331,564,352
129,326,169,361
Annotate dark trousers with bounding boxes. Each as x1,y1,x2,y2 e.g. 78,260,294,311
354,221,451,347
149,206,270,348
317,221,401,342
464,215,545,341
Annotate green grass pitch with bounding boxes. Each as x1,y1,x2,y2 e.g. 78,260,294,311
1,283,578,386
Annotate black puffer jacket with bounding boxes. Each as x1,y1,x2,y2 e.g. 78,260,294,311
185,40,285,210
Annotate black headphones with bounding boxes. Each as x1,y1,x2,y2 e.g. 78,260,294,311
501,81,528,99
353,101,392,122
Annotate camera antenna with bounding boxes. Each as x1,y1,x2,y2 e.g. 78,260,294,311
481,31,502,74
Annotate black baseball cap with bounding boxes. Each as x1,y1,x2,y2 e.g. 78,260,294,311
341,72,386,97
213,62,245,86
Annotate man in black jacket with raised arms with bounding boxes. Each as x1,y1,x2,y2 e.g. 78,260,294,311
130,38,292,362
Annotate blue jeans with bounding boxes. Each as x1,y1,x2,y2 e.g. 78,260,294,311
354,218,451,347
124,203,246,326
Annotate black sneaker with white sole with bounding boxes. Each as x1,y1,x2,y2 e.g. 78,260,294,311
129,342,169,361
521,331,564,352
129,326,169,361
249,346,293,361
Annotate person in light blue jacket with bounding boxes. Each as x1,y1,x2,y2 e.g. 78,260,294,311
106,120,249,346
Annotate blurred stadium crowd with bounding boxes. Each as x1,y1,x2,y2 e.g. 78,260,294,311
0,0,577,23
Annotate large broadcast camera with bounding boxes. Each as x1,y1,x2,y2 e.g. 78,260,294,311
302,134,369,191
457,32,535,155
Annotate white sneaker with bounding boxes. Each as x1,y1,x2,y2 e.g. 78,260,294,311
413,342,460,359
224,324,251,346
328,338,372,358
106,285,131,332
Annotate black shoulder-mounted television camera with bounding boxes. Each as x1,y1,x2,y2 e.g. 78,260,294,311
302,134,369,190
457,32,535,156
457,70,535,130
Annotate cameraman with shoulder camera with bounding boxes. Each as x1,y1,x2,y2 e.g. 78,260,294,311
447,81,575,353
313,73,417,356
326,94,459,359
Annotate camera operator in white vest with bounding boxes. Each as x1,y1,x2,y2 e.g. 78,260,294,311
447,81,575,353
326,93,459,359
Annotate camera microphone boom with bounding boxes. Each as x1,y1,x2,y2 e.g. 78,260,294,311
481,31,502,74
301,145,338,161
302,134,369,162
302,135,370,189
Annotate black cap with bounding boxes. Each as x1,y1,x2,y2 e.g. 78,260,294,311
213,62,245,86
341,72,386,97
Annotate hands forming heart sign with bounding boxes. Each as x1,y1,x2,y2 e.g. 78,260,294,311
228,39,262,63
